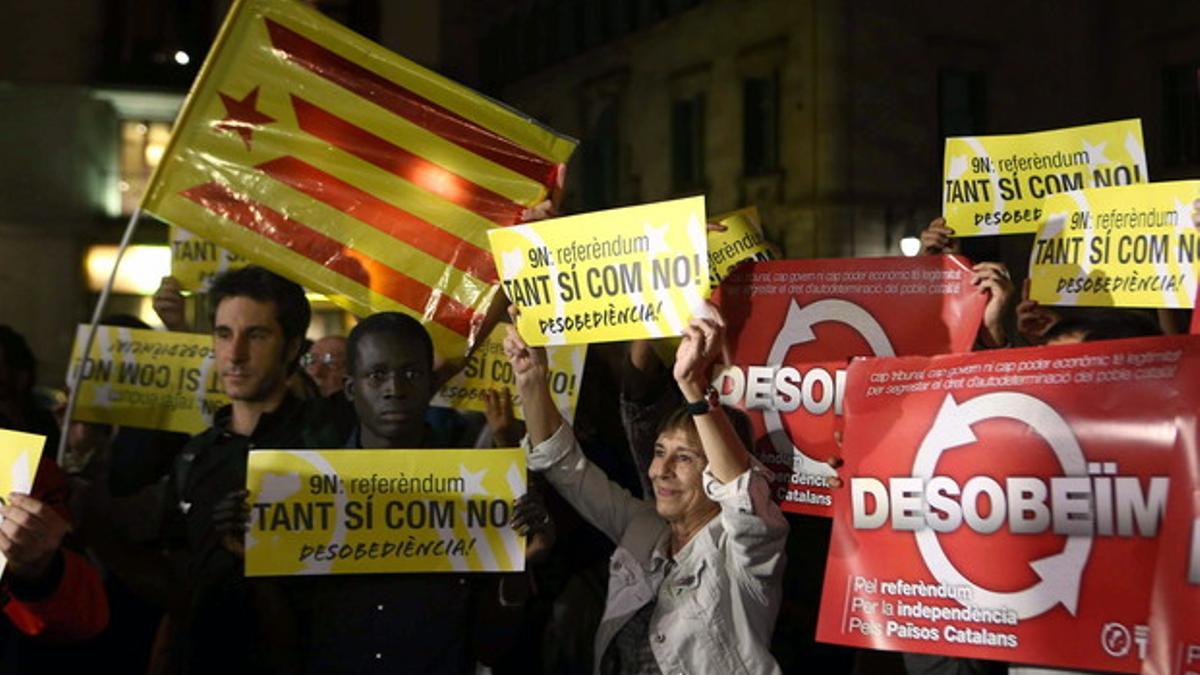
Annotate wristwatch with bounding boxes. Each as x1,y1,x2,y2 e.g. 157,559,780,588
685,386,720,416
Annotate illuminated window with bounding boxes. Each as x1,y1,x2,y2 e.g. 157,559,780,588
119,120,172,215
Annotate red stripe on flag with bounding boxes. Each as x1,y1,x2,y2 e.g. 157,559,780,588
292,96,524,226
180,181,476,337
257,155,499,283
265,18,559,187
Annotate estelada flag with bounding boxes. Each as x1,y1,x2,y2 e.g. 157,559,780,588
142,0,577,357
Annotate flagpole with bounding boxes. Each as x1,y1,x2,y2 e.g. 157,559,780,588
57,207,144,466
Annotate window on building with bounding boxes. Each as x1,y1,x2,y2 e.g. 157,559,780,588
521,9,546,75
665,0,702,14
582,104,620,211
743,72,779,175
583,1,606,47
572,0,588,54
119,120,172,215
671,94,706,192
310,0,381,41
626,0,643,30
606,1,631,39
638,0,666,26
938,69,987,140
1163,63,1200,167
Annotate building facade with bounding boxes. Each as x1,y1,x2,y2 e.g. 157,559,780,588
0,0,1198,384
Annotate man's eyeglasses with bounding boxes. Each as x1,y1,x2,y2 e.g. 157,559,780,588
301,352,343,368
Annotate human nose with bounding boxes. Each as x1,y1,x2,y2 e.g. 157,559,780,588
654,457,675,479
229,333,250,363
379,373,405,398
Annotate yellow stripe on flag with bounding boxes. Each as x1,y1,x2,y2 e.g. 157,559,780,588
262,4,574,166
142,0,577,359
238,175,493,302
271,53,550,207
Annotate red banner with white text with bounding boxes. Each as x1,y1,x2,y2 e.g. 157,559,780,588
1144,422,1200,675
816,336,1200,672
712,257,987,516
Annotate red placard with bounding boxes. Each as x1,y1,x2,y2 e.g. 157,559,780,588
1144,426,1200,675
712,257,987,516
816,336,1200,672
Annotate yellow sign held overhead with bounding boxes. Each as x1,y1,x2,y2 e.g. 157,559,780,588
942,120,1147,236
245,448,526,576
488,196,709,346
707,206,772,289
1029,181,1200,308
67,325,228,434
170,226,247,292
432,329,586,422
649,205,773,365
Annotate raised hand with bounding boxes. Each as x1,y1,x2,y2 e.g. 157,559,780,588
673,303,726,399
152,276,189,332
483,388,523,447
501,306,549,395
972,262,1015,348
502,305,559,446
919,217,961,256
1015,278,1060,345
511,488,555,565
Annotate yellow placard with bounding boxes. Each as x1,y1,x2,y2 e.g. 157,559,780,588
648,205,771,365
488,196,709,346
245,448,526,576
67,325,228,434
432,329,586,422
707,206,772,289
943,120,1147,236
1029,181,1200,308
0,429,46,579
170,226,248,292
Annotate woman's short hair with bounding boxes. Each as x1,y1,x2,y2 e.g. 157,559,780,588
654,403,755,455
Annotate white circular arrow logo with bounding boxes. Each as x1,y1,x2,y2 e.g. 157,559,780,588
911,392,1092,620
762,298,894,477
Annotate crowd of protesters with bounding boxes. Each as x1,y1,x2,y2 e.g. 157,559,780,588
0,194,1191,675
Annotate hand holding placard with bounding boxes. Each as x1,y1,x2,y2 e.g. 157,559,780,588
0,494,70,582
0,429,46,580
488,197,709,346
943,120,1147,236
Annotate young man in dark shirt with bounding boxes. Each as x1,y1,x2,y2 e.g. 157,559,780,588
294,312,551,675
163,266,349,674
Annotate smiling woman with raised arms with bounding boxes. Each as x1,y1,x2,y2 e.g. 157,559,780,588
504,302,789,675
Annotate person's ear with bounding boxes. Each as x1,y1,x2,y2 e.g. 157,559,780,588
343,375,356,402
284,336,302,369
